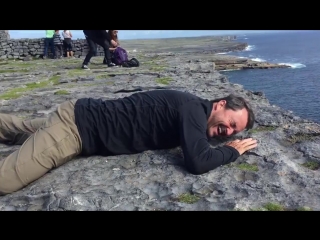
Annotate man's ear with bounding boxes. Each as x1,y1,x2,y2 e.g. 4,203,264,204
217,100,226,109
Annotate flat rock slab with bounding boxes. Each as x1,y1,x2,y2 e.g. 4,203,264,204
0,37,319,211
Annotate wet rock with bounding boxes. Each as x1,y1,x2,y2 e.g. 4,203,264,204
59,79,69,84
78,77,95,81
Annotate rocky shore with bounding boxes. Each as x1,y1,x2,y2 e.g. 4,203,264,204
212,55,290,71
0,36,319,211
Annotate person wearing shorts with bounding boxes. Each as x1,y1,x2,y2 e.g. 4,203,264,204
62,30,74,58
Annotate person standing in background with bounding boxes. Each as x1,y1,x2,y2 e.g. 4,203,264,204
62,30,74,58
43,30,55,59
53,30,63,59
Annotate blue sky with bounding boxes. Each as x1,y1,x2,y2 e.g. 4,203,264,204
8,30,290,40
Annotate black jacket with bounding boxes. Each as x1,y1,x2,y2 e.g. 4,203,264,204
74,90,240,175
83,30,110,41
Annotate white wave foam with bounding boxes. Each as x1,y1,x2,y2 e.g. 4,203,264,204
244,45,255,51
220,69,240,72
251,58,266,62
244,38,248,39
216,52,230,55
278,62,306,68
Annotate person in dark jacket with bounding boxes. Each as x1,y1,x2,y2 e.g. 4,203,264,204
82,30,116,70
0,90,257,195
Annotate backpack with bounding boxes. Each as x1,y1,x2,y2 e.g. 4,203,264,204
113,47,128,65
122,58,140,68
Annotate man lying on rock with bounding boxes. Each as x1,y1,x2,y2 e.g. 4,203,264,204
0,90,257,195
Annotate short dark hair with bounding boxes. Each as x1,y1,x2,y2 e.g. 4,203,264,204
212,94,255,130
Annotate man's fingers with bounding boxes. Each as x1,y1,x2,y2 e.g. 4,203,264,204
240,138,257,146
245,142,258,150
225,138,258,155
242,142,258,152
234,139,258,154
239,138,254,143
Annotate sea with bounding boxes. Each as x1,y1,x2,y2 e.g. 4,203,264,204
217,30,320,124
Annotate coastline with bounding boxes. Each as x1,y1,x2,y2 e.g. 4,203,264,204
211,45,292,72
120,36,292,72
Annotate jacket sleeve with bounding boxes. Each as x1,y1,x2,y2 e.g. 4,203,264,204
99,30,111,41
179,101,240,175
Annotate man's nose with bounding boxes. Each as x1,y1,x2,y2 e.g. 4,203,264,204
227,127,236,136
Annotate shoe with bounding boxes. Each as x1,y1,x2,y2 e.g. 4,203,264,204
82,65,90,70
108,63,116,67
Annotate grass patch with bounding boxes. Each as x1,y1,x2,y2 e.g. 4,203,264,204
176,193,200,204
25,81,50,89
10,62,38,68
0,89,24,100
49,75,61,85
250,202,285,211
143,57,168,71
239,204,312,211
248,126,277,133
95,74,110,79
297,206,312,211
146,55,163,61
79,81,114,87
156,77,172,85
301,161,320,170
287,132,320,144
149,66,167,71
67,69,89,77
0,75,61,100
236,163,259,172
136,54,145,60
263,202,285,211
0,69,30,73
54,90,70,95
225,162,236,168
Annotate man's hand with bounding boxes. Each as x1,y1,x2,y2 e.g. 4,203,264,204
225,138,258,155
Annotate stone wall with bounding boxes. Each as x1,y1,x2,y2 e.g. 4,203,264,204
0,30,105,60
0,30,238,60
0,30,10,40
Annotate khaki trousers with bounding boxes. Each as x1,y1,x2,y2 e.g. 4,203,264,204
0,100,82,195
